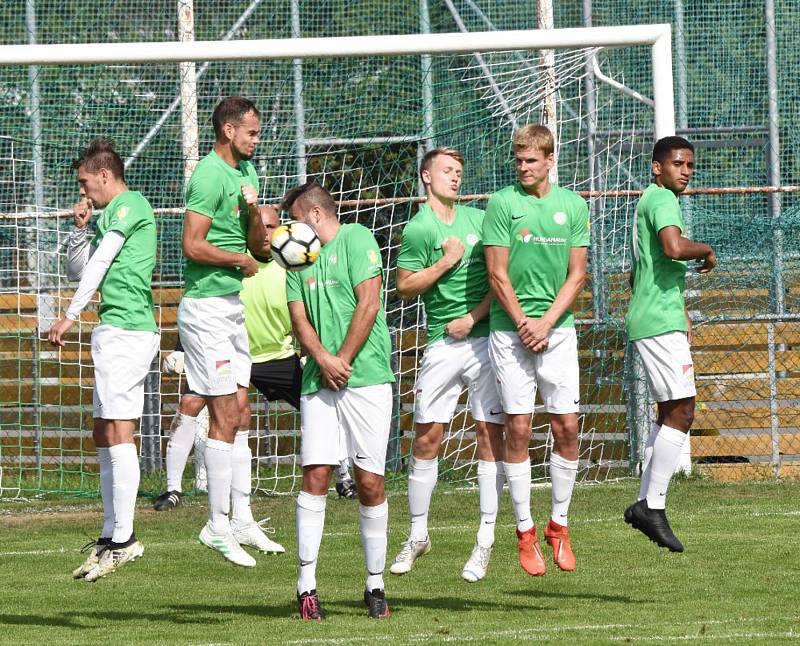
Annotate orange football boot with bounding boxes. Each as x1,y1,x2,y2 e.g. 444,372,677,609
516,526,547,576
544,519,576,571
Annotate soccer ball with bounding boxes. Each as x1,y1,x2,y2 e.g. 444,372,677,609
271,221,321,271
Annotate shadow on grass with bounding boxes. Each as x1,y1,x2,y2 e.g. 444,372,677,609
327,595,550,613
169,603,296,619
515,590,637,603
0,614,83,629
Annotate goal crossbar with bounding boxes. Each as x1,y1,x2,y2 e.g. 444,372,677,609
0,25,675,137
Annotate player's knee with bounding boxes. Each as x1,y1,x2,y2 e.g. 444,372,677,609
180,394,205,417
355,475,385,505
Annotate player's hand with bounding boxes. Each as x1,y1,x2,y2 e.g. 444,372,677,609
697,250,716,274
441,236,465,268
48,317,75,347
162,350,185,374
518,316,551,353
239,254,258,277
73,198,93,229
446,314,474,340
318,353,352,391
240,184,259,208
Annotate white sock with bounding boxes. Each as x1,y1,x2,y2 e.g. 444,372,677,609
638,422,660,501
165,412,198,492
476,460,503,548
408,456,437,542
108,443,140,544
97,447,114,539
205,438,233,534
336,459,351,484
230,431,255,525
645,424,687,510
503,459,533,532
297,491,327,595
360,500,388,592
549,452,578,526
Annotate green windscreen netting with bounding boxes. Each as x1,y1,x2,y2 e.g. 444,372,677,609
1,0,800,497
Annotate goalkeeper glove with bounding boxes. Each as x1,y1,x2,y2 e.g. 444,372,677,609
162,350,185,375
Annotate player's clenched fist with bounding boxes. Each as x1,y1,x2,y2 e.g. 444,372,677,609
73,198,93,229
240,184,259,207
239,253,258,278
441,235,465,267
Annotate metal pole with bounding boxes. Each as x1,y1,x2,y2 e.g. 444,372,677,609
386,328,403,473
25,0,43,212
767,322,781,478
765,0,784,316
673,0,693,236
537,0,558,185
582,0,606,323
140,356,161,473
291,0,307,183
419,0,435,152
178,0,199,186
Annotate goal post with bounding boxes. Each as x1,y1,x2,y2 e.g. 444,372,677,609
0,24,675,497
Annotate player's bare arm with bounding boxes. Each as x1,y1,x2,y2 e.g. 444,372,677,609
485,245,526,325
395,236,464,300
337,274,383,365
182,209,258,277
658,226,716,273
445,289,493,340
288,300,351,391
241,184,267,256
520,246,588,353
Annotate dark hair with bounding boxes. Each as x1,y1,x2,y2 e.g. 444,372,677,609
652,136,694,164
211,96,260,139
72,137,125,181
280,182,337,218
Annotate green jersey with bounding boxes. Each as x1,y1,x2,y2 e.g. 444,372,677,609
183,150,259,298
286,223,394,395
625,183,688,341
483,183,590,331
91,190,157,332
240,257,295,363
396,204,490,344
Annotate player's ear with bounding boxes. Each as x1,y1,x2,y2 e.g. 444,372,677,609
651,159,662,177
223,121,235,141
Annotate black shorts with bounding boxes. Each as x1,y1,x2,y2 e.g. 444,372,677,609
184,355,302,411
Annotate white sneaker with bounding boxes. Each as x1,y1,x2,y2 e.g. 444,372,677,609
389,537,431,575
461,543,492,582
199,522,256,567
72,539,109,579
84,540,144,582
232,518,285,554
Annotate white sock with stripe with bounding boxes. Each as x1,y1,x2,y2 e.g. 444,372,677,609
297,491,327,595
231,431,255,525
165,412,198,493
360,500,388,592
408,456,437,542
205,438,233,534
550,452,578,526
476,460,504,548
108,443,139,544
504,459,533,532
645,424,687,510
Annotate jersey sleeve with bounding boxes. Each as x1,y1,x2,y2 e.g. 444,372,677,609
650,191,684,234
347,225,383,287
105,194,153,239
285,270,303,303
185,166,221,218
396,218,429,272
569,196,591,248
483,193,511,247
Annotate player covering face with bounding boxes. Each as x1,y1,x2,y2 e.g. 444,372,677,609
50,138,159,581
391,148,505,583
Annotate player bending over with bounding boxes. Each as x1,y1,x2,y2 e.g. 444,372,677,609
624,136,716,552
284,182,394,620
484,124,589,576
178,96,270,568
50,138,159,581
390,147,504,583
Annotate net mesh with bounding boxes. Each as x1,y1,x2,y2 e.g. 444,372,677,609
2,0,800,497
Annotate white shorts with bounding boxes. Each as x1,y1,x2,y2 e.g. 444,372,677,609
178,294,251,396
91,324,159,419
634,331,696,403
300,383,392,476
414,336,503,425
489,328,580,415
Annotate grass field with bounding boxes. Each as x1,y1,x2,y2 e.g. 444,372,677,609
2,479,800,645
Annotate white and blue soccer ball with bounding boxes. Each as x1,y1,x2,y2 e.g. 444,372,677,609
271,221,321,271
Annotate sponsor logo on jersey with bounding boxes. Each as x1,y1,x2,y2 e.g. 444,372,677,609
328,253,338,265
515,227,566,245
515,228,533,243
307,276,340,290
553,211,567,225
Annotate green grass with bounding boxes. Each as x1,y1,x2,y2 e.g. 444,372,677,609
2,480,800,644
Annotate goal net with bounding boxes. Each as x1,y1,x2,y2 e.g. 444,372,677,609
0,23,671,497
